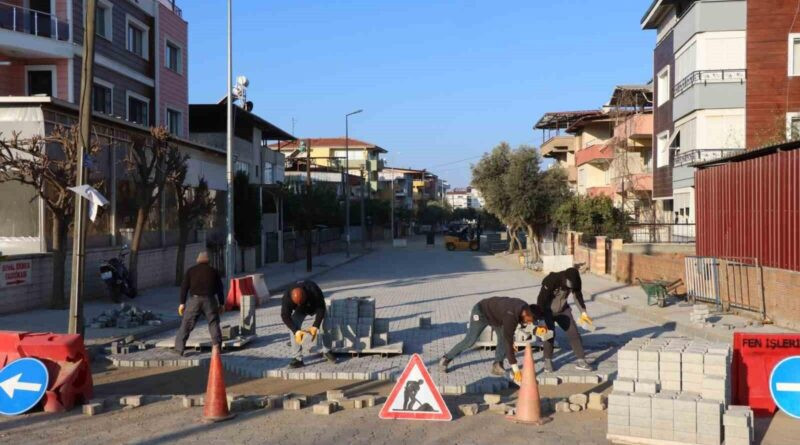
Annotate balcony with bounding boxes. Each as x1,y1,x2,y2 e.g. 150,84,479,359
673,148,745,167
614,113,652,145
674,69,746,97
0,2,70,42
575,144,613,167
540,135,573,159
615,173,653,194
586,186,614,198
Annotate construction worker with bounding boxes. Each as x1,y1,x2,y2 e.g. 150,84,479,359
438,297,543,384
536,267,592,372
281,280,336,368
173,251,224,356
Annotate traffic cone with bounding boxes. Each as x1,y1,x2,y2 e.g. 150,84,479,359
202,345,235,423
506,342,552,425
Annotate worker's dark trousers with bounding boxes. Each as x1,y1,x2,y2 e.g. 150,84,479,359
174,295,222,353
444,304,507,364
542,308,586,360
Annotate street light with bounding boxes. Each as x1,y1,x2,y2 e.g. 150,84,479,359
344,109,362,258
225,0,234,285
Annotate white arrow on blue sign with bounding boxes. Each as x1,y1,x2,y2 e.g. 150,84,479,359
0,357,49,416
770,355,800,419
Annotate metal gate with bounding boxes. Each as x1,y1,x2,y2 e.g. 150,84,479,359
685,256,766,318
685,256,720,307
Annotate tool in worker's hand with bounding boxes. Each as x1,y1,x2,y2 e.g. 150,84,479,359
534,325,554,342
512,364,522,384
294,330,306,344
307,326,318,341
178,304,185,317
579,311,596,332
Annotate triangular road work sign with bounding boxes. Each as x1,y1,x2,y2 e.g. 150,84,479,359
379,354,452,421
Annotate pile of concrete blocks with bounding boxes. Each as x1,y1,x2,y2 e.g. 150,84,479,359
322,297,402,354
88,303,163,329
690,304,712,326
723,406,754,445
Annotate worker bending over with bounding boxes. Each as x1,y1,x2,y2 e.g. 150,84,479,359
281,280,336,368
438,296,543,384
536,267,592,372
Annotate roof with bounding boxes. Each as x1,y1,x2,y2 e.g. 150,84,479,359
565,113,614,134
694,139,800,169
533,110,603,130
269,138,387,153
607,84,654,108
641,0,675,29
189,103,295,141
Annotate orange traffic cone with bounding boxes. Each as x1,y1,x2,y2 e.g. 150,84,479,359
506,342,552,425
202,345,235,423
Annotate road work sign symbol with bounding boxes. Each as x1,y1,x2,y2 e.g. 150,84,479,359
379,353,451,421
0,357,49,416
770,355,800,419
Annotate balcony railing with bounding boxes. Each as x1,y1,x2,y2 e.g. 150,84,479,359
0,1,70,41
158,0,183,17
674,69,746,97
674,148,745,167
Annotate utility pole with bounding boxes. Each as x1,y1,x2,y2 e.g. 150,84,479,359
304,139,312,272
69,0,97,336
344,109,362,257
225,0,234,283
360,149,366,250
390,173,395,241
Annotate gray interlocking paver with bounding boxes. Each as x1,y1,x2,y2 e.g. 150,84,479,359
112,240,678,394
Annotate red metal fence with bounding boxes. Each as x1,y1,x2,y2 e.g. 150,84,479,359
696,148,800,272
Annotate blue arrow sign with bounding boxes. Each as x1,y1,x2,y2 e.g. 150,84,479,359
770,355,800,419
0,357,49,416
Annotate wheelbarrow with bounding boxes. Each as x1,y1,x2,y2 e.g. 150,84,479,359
636,278,683,307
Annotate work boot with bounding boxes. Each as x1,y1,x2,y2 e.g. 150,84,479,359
543,358,554,373
490,361,505,376
170,348,185,357
575,358,592,371
438,357,451,373
288,358,305,369
323,352,336,364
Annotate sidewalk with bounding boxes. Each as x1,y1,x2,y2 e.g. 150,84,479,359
497,253,794,343
0,246,372,346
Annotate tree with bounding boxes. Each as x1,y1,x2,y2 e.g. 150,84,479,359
553,195,630,243
125,127,186,286
171,163,214,285
471,143,521,252
0,127,101,308
417,200,451,227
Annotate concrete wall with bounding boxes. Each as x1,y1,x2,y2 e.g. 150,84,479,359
614,251,688,294
0,241,204,314
672,0,747,51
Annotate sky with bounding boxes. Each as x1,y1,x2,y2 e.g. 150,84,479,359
185,1,655,188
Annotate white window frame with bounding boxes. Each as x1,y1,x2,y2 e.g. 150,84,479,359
24,65,57,97
92,77,114,115
125,14,150,60
94,0,113,41
164,38,183,74
657,65,670,107
786,112,800,141
789,33,800,76
125,91,150,125
165,107,182,135
656,130,670,168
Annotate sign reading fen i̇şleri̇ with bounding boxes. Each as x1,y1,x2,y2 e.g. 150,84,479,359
0,260,32,288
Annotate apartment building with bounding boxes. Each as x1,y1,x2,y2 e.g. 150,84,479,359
446,187,483,210
378,167,415,210
567,112,616,197
273,138,387,196
641,0,746,225
534,110,601,191
0,0,189,136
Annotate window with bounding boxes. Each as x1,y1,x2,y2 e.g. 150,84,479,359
789,33,800,76
126,16,149,59
657,66,670,106
26,69,54,96
166,41,181,73
787,112,800,140
166,108,181,135
263,162,274,184
127,93,149,125
92,82,112,114
235,161,249,175
95,1,113,40
656,131,670,168
332,149,365,160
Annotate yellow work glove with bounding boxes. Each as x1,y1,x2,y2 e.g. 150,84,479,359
294,330,306,344
535,325,549,337
512,364,522,384
178,304,185,317
580,312,593,325
307,326,318,341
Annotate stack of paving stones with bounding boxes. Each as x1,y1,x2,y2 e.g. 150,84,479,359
322,297,401,353
88,303,163,329
723,406,755,445
607,337,737,445
690,304,712,326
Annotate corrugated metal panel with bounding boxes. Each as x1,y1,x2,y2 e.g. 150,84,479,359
696,149,800,272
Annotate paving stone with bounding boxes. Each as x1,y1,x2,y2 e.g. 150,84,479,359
82,403,104,416
555,401,571,413
587,392,606,410
489,402,509,414
283,398,303,410
458,403,478,416
568,393,588,407
313,402,335,415
483,394,501,405
326,389,345,401
568,403,583,412
120,395,144,408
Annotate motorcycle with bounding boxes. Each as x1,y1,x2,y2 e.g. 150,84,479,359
99,245,136,302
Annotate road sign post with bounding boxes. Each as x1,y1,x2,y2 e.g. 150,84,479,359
0,357,49,416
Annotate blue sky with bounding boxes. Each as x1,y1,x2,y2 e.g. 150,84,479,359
185,1,654,187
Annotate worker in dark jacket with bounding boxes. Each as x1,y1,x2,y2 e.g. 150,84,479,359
173,251,225,356
438,297,543,384
537,267,592,372
281,280,336,368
